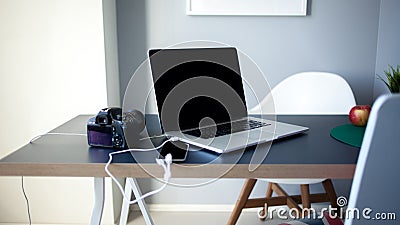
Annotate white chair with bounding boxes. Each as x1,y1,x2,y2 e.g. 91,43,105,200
250,71,356,115
345,94,400,225
228,72,356,224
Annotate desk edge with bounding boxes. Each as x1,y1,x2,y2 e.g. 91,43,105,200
0,163,355,179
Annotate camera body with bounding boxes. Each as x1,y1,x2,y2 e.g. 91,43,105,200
87,108,127,149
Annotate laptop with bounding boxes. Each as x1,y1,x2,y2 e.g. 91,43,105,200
148,47,308,153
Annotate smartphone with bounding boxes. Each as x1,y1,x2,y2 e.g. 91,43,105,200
159,141,189,162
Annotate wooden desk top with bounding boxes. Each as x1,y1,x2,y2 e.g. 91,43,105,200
0,115,359,179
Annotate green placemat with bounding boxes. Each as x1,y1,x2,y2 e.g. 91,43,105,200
330,124,366,148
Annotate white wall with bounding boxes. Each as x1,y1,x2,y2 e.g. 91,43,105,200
0,0,117,224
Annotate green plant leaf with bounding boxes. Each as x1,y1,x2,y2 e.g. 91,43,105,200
379,64,400,93
377,74,391,90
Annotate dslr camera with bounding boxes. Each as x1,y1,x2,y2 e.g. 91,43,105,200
87,108,127,149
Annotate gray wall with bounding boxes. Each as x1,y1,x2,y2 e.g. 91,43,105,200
103,0,121,107
116,0,147,100
119,0,380,105
374,0,400,98
116,0,382,205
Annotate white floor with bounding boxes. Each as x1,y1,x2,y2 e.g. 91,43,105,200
126,210,288,225
0,205,329,225
0,213,287,225
125,204,332,225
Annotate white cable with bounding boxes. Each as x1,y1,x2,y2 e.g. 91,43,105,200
21,176,32,225
30,131,176,204
105,137,177,205
139,134,168,141
30,133,86,143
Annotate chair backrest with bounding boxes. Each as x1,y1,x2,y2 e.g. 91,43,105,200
250,72,356,115
345,94,400,225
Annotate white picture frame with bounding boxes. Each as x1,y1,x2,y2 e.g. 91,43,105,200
187,0,308,16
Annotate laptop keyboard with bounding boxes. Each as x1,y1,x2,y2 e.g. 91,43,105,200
183,119,270,139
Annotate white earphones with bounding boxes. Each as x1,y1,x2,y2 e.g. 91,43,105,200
105,137,178,205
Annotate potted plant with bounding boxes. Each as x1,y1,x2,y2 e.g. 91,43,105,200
377,65,400,93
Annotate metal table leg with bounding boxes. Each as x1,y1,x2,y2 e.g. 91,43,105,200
119,178,133,225
119,177,154,225
90,177,105,225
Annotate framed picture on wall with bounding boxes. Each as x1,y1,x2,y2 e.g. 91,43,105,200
187,0,308,16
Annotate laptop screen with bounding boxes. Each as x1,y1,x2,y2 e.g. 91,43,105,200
149,47,247,132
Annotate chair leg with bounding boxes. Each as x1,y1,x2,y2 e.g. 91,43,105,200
271,183,303,218
227,179,257,225
300,184,311,216
322,179,339,209
266,182,273,198
253,180,339,220
258,182,274,221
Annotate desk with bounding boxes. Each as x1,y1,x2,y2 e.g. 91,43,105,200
0,115,359,224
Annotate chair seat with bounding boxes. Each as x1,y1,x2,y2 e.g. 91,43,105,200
263,178,327,185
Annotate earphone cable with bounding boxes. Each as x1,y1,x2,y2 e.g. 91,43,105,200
105,138,176,205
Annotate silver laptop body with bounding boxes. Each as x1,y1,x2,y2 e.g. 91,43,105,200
149,47,308,153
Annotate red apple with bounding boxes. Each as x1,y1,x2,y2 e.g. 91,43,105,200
349,105,371,126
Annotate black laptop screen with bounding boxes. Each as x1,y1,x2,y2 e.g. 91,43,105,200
149,47,247,132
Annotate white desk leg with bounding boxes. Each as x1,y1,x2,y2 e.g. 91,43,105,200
119,177,133,225
90,177,105,225
119,177,154,225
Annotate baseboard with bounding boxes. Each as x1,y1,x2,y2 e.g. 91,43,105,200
130,204,259,213
130,203,330,213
